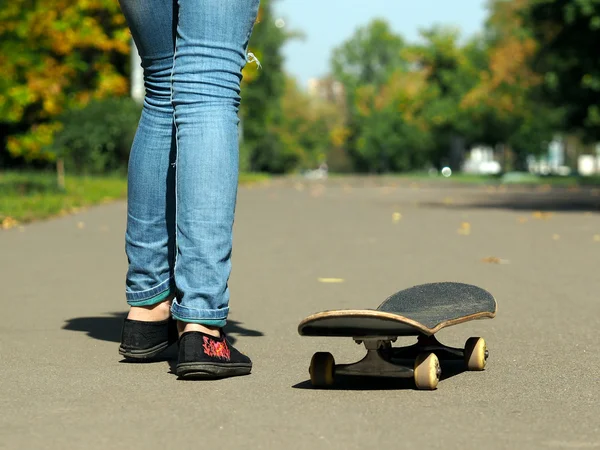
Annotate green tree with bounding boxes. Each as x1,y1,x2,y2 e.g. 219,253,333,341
273,77,347,172
352,69,435,172
331,19,407,90
0,0,130,164
330,19,407,171
462,0,562,169
523,0,600,142
240,0,301,173
405,26,488,169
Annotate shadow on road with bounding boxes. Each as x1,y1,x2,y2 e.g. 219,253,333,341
422,190,600,213
62,312,264,346
292,360,466,391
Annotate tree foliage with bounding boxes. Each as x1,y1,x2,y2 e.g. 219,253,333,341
523,0,600,141
3,1,598,175
239,0,298,173
0,0,130,162
461,0,562,164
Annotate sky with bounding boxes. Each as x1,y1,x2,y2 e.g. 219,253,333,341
273,0,489,87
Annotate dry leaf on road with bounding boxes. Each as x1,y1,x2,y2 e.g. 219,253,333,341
532,211,553,220
457,222,471,235
1,217,19,230
318,278,345,283
481,256,510,264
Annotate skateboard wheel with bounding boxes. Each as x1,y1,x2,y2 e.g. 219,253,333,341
414,352,440,390
464,337,487,371
309,352,335,387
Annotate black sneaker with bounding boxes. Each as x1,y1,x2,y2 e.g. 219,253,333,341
119,317,178,360
176,331,252,379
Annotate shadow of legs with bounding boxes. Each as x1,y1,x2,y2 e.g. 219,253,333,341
62,313,264,346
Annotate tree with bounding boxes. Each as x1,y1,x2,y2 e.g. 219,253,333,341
405,26,488,168
330,19,407,171
240,0,301,173
523,0,600,142
0,0,130,165
352,69,436,172
331,19,407,91
461,0,562,169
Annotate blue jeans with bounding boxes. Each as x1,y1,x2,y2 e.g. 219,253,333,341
118,0,260,327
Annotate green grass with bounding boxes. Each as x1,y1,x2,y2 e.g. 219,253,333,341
0,172,127,226
0,171,270,227
238,172,271,185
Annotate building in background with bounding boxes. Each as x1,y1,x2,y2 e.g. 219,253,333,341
462,145,501,175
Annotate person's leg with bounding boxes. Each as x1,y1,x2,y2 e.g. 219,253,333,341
117,0,178,358
170,0,260,331
119,0,177,317
170,0,260,377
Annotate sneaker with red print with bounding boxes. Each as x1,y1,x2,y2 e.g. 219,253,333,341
176,331,252,379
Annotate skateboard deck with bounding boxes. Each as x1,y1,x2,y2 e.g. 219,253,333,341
299,282,496,337
298,282,496,390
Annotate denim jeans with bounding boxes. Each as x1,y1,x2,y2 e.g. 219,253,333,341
118,0,260,327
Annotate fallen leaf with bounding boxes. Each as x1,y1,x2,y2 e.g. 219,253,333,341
294,183,305,192
517,217,528,223
552,234,560,240
457,222,471,235
532,211,553,220
310,185,325,197
481,256,510,264
318,278,345,283
392,212,402,223
1,217,19,230
593,235,600,242
443,197,454,205
77,222,85,229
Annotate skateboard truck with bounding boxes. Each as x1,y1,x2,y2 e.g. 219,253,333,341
331,337,410,378
309,334,488,390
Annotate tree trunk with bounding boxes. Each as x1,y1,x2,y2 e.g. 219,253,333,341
57,158,65,191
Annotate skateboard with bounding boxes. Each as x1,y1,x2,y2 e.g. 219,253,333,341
298,282,497,389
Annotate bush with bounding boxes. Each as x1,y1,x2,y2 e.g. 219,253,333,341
51,97,142,175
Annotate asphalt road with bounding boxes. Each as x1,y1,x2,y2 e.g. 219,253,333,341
1,177,599,449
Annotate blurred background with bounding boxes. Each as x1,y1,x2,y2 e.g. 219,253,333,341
2,0,600,227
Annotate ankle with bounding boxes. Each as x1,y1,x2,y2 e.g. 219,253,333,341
127,297,173,322
178,322,221,338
